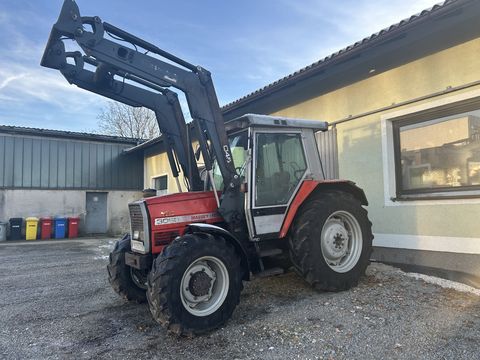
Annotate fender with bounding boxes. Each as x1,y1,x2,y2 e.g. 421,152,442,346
279,179,369,238
185,223,252,280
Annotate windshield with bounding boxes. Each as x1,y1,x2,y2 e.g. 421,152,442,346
212,131,248,190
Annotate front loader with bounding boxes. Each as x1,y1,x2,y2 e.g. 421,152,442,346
42,0,373,335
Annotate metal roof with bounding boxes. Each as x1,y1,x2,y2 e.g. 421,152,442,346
221,0,466,114
0,124,144,144
122,135,164,154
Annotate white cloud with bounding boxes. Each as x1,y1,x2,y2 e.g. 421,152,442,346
217,0,441,103
0,0,445,127
0,61,106,110
0,4,108,130
0,73,27,91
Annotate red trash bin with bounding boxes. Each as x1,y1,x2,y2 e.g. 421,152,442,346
68,217,80,238
40,217,52,240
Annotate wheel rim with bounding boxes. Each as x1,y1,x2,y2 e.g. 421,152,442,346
130,268,148,290
180,256,229,317
320,210,363,273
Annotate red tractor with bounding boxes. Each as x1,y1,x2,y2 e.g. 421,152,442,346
42,0,373,335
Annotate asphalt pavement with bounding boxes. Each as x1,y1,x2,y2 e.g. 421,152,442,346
0,238,479,360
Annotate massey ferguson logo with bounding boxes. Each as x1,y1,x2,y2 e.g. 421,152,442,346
223,145,232,163
154,212,219,226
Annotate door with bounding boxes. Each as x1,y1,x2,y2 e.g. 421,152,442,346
85,192,108,234
250,130,309,238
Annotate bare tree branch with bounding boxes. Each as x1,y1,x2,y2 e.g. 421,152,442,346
97,102,160,139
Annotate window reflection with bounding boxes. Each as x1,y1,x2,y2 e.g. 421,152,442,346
399,115,480,191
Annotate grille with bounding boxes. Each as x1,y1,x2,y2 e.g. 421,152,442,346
154,231,180,246
129,203,144,232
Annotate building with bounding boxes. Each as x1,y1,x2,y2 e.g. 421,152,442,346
0,126,144,235
137,0,480,286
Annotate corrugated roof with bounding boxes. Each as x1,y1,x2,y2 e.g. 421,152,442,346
0,124,145,144
222,0,462,113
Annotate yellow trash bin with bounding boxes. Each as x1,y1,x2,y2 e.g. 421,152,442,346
25,217,39,240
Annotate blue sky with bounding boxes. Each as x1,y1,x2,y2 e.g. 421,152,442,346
0,0,440,132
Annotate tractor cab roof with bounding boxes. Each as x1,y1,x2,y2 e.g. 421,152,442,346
224,114,328,133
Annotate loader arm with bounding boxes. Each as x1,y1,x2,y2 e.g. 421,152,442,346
41,0,243,227
43,48,202,191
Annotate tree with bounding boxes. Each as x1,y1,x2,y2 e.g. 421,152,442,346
97,101,160,139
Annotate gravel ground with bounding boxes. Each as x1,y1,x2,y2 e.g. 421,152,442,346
0,238,479,360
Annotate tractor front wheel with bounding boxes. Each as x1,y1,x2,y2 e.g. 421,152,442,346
147,233,243,335
107,234,148,303
289,191,373,291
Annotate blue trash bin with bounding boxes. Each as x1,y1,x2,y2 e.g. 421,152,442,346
54,217,67,239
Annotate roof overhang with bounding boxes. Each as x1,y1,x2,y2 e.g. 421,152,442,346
123,135,165,156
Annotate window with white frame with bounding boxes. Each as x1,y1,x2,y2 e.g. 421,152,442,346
392,106,480,198
152,175,168,195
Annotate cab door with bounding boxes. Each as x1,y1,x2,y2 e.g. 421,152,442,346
248,129,309,239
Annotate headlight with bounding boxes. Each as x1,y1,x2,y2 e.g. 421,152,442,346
133,230,140,240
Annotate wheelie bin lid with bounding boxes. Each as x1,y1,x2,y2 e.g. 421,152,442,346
68,216,80,220
25,217,39,221
40,217,52,221
0,220,7,225
9,217,23,222
54,216,67,220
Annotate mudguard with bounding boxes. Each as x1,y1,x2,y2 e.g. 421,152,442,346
186,223,252,280
279,179,369,238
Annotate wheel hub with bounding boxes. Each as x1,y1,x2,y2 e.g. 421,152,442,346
321,219,349,264
189,270,213,297
180,256,230,317
319,211,363,273
183,262,216,304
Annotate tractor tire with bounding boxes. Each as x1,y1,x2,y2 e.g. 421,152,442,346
147,233,243,336
289,191,373,291
107,234,147,303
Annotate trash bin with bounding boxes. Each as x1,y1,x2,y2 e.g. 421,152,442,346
9,218,22,240
54,217,67,239
0,221,7,242
25,217,39,240
40,217,53,240
67,217,80,238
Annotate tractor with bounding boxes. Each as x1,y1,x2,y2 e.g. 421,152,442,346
42,0,373,335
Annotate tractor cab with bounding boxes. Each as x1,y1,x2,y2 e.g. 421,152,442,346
213,114,329,240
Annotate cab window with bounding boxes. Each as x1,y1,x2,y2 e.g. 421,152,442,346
212,131,248,189
255,133,307,206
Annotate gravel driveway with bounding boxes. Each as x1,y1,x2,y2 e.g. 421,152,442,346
0,238,479,359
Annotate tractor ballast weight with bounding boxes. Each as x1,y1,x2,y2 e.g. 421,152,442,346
42,0,374,335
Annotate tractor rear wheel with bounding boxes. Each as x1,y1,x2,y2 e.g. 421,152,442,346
147,233,243,336
107,234,147,303
289,191,373,291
